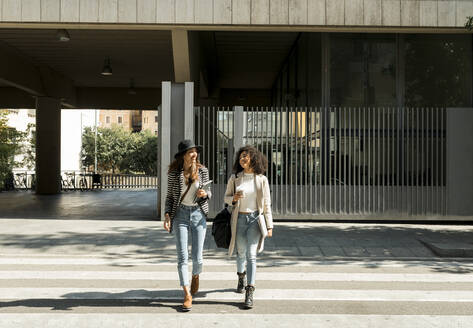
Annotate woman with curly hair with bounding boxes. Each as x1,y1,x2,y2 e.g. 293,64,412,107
164,139,211,311
224,145,274,309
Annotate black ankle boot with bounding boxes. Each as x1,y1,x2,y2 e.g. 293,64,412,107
244,285,255,308
237,272,246,294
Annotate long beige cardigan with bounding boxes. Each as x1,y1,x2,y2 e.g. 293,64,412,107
224,172,274,256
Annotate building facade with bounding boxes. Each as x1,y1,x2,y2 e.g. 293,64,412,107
0,0,471,217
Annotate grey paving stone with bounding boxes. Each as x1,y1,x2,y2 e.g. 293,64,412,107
298,246,324,257
409,246,435,258
320,246,347,257
343,246,369,257
365,247,394,258
389,247,417,258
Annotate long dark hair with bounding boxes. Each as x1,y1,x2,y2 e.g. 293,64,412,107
232,145,267,175
168,152,202,183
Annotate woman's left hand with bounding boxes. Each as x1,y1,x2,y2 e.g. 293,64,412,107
196,189,207,198
267,228,273,238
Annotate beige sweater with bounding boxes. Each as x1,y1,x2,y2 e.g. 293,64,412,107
224,171,274,256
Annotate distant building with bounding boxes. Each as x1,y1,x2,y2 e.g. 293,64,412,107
99,109,140,131
99,109,157,135
142,110,158,136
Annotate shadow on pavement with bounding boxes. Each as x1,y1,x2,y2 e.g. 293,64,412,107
0,190,158,221
0,288,241,311
1,224,473,272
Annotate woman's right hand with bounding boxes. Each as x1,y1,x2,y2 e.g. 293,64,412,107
232,191,244,203
163,213,171,232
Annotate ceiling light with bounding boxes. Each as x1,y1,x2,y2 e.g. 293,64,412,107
57,29,70,42
128,78,137,95
101,58,113,76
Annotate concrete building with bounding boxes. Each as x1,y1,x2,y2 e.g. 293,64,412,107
0,0,471,218
98,109,141,131
97,109,157,134
141,110,158,135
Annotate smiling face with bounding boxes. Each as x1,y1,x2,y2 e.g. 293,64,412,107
239,151,252,171
183,148,198,166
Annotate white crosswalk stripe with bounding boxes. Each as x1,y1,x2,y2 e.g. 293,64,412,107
2,287,473,302
0,255,472,327
1,270,473,282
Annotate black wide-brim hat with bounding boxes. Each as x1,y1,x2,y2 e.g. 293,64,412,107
174,139,203,159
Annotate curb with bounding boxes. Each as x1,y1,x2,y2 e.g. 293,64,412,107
419,239,473,258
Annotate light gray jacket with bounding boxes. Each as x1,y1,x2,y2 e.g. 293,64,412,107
224,172,274,256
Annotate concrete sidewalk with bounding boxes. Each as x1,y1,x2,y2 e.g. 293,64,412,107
0,190,472,260
0,218,472,261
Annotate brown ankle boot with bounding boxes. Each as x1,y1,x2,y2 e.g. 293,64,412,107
182,294,192,311
191,275,199,295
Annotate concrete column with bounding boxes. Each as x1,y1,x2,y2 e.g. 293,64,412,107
233,106,244,151
158,81,194,219
447,108,473,216
35,97,61,194
228,106,245,175
171,30,191,83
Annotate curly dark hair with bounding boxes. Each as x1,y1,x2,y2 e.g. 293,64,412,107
232,145,268,175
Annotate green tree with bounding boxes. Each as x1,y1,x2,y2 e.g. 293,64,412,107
81,126,157,174
124,130,158,175
0,110,25,188
21,123,36,170
466,16,473,30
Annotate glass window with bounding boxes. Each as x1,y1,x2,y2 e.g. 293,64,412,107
307,33,322,107
281,66,288,107
405,34,472,107
106,116,110,124
288,53,297,107
330,34,396,107
297,34,308,107
117,116,123,124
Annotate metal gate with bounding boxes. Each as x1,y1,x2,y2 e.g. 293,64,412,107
195,106,446,218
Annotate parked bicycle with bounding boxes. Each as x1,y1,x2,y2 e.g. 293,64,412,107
30,173,36,191
78,173,88,191
61,172,76,191
14,172,28,189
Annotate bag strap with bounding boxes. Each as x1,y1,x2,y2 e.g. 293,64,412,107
180,180,192,203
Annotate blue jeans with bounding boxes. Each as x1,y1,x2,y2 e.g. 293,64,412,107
236,211,261,286
173,204,207,287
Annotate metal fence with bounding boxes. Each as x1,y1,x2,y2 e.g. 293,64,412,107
195,107,234,214
100,173,157,189
195,106,447,218
9,171,157,191
10,171,36,190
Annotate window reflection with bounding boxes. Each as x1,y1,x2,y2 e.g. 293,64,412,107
330,34,396,107
405,34,472,107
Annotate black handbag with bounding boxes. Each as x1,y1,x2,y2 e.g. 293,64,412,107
212,179,235,249
212,205,232,249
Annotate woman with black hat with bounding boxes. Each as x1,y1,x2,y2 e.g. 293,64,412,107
163,139,211,311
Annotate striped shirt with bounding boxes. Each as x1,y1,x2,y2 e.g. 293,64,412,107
165,166,211,233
